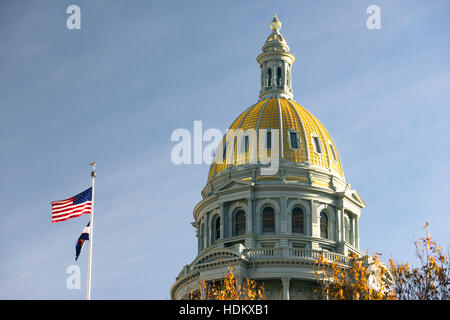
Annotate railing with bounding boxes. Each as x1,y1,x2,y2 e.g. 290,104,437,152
244,248,350,265
245,248,283,258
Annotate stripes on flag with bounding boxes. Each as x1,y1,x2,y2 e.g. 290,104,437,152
51,187,92,223
75,221,90,261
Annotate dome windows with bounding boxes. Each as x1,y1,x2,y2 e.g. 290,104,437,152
344,216,350,244
289,130,300,150
238,134,250,154
320,212,328,239
262,206,275,233
267,68,273,86
292,207,304,233
344,211,354,246
312,135,322,154
235,210,246,236
328,142,337,161
212,216,221,244
266,130,272,150
276,67,282,86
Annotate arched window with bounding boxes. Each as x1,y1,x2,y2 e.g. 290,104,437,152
292,207,304,233
235,210,246,236
268,68,272,86
262,206,275,233
212,216,220,243
277,67,282,86
320,212,328,239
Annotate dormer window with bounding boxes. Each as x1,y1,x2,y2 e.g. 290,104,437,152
312,135,322,154
329,142,337,161
289,131,300,149
222,141,227,161
239,134,249,153
266,130,272,150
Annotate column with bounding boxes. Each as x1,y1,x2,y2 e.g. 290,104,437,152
245,194,256,248
246,198,253,234
280,197,288,234
351,216,356,248
310,200,320,250
205,211,210,248
281,277,291,300
196,226,200,252
336,208,343,242
355,216,360,249
219,203,225,240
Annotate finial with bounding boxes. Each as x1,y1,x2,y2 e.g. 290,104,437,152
270,13,282,31
90,161,96,177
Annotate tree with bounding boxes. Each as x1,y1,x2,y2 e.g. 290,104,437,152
389,223,449,300
189,265,265,300
313,252,396,300
314,222,449,300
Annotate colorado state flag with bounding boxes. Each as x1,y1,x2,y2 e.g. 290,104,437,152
75,221,90,261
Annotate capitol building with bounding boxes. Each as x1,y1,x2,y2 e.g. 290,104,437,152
170,15,367,300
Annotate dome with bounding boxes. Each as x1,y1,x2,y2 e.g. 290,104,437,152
171,15,366,301
208,97,344,181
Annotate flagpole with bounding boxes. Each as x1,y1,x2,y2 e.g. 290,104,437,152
86,161,96,300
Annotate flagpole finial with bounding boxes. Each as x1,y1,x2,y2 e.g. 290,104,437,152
90,161,96,177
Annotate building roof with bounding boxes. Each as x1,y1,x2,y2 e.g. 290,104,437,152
208,97,344,181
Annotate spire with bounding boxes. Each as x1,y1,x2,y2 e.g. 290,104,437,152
270,13,281,32
257,15,296,100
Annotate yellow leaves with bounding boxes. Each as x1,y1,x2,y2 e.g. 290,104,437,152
193,265,265,300
388,223,449,300
313,251,397,300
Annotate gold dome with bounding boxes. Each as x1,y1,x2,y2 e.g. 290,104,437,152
208,97,344,180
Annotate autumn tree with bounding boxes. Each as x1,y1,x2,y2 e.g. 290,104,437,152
389,223,449,300
189,265,265,300
313,252,396,300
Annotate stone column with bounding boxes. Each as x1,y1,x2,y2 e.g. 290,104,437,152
245,196,255,249
352,216,357,248
205,211,210,248
356,217,360,249
219,203,225,240
280,197,288,234
310,200,320,250
336,207,343,242
196,226,200,252
281,277,291,300
246,198,253,234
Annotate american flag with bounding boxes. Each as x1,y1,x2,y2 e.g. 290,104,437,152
51,187,92,223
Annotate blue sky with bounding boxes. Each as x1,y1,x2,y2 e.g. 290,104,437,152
0,0,449,299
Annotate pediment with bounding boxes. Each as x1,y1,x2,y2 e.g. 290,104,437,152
346,189,366,208
215,178,252,193
191,248,246,268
